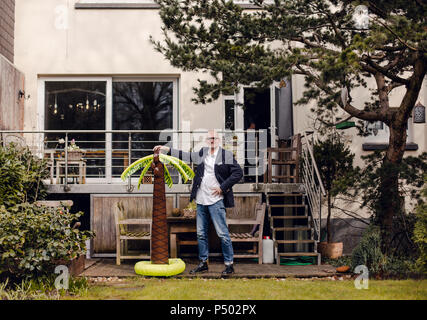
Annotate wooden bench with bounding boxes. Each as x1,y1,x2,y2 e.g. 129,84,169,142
227,202,266,264
114,201,152,265
34,200,74,210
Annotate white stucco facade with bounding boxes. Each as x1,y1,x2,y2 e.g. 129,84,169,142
13,0,426,167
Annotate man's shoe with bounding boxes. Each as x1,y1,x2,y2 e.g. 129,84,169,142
189,261,208,274
221,264,234,276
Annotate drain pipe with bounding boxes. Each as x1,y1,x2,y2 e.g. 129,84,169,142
126,132,134,192
63,133,70,192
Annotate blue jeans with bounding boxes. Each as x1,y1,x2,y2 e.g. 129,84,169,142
196,199,234,264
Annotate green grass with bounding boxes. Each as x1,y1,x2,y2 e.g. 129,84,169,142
63,278,427,300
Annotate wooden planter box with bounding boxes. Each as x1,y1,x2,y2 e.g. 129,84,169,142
55,255,85,276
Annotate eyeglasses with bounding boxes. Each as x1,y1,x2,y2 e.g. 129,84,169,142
206,137,219,140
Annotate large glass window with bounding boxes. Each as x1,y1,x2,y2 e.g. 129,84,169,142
112,81,174,177
43,78,177,182
44,81,106,178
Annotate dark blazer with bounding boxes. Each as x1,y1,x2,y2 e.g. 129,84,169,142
168,147,243,207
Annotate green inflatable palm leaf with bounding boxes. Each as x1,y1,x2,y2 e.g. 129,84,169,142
121,153,195,189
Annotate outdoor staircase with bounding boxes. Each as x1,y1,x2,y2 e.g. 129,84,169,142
266,193,320,265
264,132,325,265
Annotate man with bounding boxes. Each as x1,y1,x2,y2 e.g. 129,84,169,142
153,130,243,275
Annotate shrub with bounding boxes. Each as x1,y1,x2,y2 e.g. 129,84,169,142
0,143,50,208
350,225,418,278
313,132,357,243
351,225,388,275
413,176,427,274
0,203,94,279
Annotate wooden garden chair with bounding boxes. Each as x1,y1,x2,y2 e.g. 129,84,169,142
227,202,266,264
113,201,152,265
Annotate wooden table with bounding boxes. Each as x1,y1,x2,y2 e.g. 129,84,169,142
167,216,220,258
56,160,87,184
167,216,197,258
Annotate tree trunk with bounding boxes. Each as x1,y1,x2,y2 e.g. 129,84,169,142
327,191,332,243
377,122,407,254
150,151,169,264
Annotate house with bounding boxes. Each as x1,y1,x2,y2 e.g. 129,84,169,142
1,0,426,260
0,0,24,132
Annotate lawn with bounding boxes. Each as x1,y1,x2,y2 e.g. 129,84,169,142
64,278,427,300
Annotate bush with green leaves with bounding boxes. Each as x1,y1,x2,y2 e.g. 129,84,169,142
351,225,388,275
353,151,427,255
313,132,358,243
0,203,94,279
350,225,417,278
0,143,50,208
413,176,427,274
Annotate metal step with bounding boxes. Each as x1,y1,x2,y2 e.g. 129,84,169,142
271,160,297,165
269,204,305,208
266,193,304,197
273,227,310,231
276,240,315,244
271,215,309,219
278,252,319,257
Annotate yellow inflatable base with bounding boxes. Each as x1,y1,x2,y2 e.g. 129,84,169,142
134,258,186,277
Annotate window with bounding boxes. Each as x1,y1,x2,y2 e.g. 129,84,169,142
224,98,235,131
363,120,417,151
112,80,174,177
41,77,178,182
44,81,107,178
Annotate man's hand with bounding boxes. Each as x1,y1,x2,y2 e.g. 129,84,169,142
211,187,223,196
153,145,170,154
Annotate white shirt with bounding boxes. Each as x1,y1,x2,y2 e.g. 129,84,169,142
196,147,224,206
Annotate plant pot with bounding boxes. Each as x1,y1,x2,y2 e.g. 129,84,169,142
182,208,196,218
171,208,182,217
63,150,86,161
318,242,343,259
54,255,85,276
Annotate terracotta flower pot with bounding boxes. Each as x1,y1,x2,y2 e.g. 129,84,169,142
318,242,343,259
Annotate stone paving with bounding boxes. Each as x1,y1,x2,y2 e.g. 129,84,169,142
81,258,338,279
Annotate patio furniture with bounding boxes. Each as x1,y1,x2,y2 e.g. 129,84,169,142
264,134,301,183
0,133,26,148
43,149,56,184
227,202,266,264
56,159,87,184
34,200,73,210
167,216,197,258
114,201,152,265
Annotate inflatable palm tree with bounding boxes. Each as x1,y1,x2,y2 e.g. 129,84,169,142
121,149,194,266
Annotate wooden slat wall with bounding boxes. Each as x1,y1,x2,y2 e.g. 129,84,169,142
91,195,175,253
92,194,262,254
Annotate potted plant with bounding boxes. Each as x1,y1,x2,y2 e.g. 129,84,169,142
313,133,356,259
182,200,197,218
58,138,86,160
67,139,86,160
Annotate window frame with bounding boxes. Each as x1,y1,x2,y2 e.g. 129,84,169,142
39,76,179,183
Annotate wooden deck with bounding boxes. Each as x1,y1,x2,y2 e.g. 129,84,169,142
81,259,337,279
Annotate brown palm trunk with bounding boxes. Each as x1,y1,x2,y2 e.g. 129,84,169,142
150,151,169,264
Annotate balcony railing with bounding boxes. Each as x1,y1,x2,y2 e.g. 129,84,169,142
0,129,272,189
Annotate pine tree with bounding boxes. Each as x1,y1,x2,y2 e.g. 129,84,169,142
151,0,426,253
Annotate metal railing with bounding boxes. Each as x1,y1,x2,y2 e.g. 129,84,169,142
300,131,326,242
0,129,270,190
